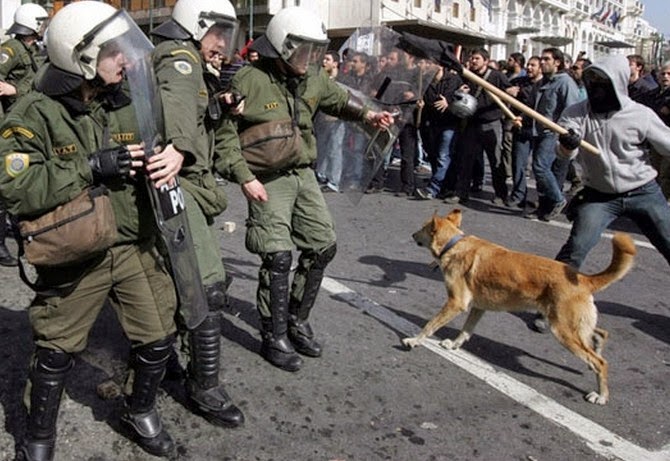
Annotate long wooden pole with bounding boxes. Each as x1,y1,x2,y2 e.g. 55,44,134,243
485,89,516,121
463,68,599,155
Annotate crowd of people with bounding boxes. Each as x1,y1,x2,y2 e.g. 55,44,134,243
312,43,670,223
0,0,669,459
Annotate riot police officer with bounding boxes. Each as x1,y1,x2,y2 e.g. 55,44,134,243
150,0,266,428
0,2,180,459
230,6,393,372
0,2,49,267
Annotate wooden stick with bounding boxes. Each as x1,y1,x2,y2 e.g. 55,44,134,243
463,68,599,155
485,89,516,120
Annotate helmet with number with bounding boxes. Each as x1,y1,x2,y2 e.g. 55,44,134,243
7,3,49,37
171,0,237,42
251,6,329,74
45,1,130,80
448,90,478,118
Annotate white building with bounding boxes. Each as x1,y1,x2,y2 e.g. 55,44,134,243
232,0,664,66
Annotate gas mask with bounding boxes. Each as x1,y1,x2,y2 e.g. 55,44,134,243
583,68,621,114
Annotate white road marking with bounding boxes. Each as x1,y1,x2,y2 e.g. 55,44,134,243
322,277,670,461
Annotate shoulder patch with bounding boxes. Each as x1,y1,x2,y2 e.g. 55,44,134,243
1,126,34,139
0,53,9,64
169,49,200,64
5,153,29,178
173,60,193,75
0,46,15,57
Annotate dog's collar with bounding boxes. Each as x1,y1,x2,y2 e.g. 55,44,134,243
438,234,465,258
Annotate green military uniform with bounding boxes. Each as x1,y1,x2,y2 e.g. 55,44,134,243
148,32,248,428
231,60,362,314
0,88,176,353
0,38,42,113
230,58,370,371
152,39,253,288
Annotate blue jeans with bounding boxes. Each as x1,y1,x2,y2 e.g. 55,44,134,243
556,181,670,269
426,129,456,196
532,133,564,208
315,120,345,187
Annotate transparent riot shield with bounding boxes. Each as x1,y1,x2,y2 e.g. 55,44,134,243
105,12,209,329
334,26,438,203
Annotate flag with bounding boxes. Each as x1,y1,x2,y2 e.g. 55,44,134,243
610,10,620,27
590,5,604,21
599,8,611,23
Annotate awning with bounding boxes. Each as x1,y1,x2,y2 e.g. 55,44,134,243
531,36,573,46
595,40,634,48
384,19,507,46
506,26,541,35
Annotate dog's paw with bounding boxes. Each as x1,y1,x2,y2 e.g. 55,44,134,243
402,337,421,349
584,391,608,405
439,339,461,350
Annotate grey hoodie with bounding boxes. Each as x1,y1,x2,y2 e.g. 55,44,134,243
557,55,670,194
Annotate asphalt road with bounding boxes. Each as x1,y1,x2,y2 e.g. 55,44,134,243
0,171,668,461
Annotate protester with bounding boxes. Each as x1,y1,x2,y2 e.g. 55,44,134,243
532,55,670,332
524,47,580,221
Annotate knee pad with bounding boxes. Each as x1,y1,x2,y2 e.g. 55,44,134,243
205,281,227,311
33,348,74,374
261,251,292,274
132,335,175,367
311,242,337,270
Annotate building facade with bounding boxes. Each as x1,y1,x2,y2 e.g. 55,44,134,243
0,0,666,66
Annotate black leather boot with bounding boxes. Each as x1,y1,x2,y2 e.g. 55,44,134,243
288,244,336,357
20,348,74,461
121,337,175,458
0,207,17,267
259,252,302,372
185,311,244,428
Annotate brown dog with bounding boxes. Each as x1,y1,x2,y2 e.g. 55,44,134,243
403,210,636,405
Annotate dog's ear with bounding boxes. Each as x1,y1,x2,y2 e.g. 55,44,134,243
430,214,440,232
445,209,463,228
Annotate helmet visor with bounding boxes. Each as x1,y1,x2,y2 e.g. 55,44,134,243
199,11,239,60
77,10,153,85
285,34,329,75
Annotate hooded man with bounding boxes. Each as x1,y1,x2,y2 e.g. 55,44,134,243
530,55,670,335
555,54,670,270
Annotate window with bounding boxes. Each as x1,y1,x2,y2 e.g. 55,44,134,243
452,2,459,18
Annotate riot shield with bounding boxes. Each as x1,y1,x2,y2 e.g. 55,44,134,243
334,26,438,203
108,12,209,329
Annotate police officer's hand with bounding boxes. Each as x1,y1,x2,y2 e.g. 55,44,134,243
89,145,134,181
559,129,581,151
241,179,268,202
0,81,17,97
366,110,395,130
146,144,184,189
219,92,246,115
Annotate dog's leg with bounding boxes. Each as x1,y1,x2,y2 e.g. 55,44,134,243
403,294,469,349
592,327,609,356
552,326,609,405
440,307,485,350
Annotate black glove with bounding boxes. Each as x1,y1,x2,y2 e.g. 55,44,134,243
559,129,581,151
88,146,132,181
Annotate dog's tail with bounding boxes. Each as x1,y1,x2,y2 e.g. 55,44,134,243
584,232,636,293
